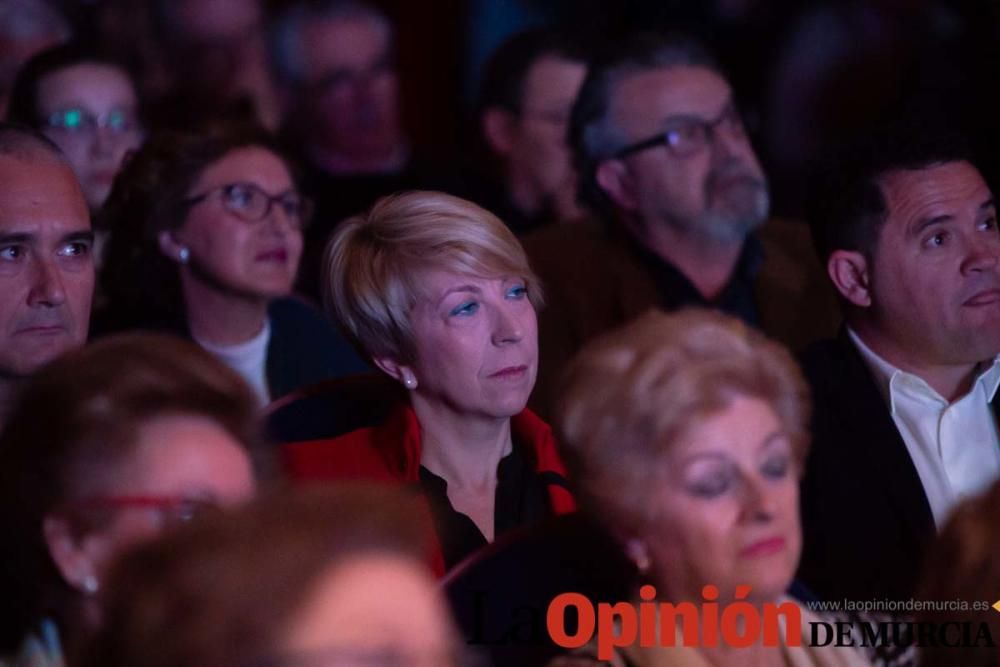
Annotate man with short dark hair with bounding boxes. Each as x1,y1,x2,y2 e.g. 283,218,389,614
474,28,588,233
524,33,839,417
799,130,1000,603
0,124,93,422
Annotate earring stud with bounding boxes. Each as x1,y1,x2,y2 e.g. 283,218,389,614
178,247,190,263
81,574,99,595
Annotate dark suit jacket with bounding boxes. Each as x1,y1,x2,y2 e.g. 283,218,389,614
797,333,939,603
522,218,842,418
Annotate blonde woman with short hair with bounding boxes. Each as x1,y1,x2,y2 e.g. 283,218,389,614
283,191,575,573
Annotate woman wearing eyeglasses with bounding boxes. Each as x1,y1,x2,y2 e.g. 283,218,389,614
7,43,145,213
0,333,261,666
98,123,368,404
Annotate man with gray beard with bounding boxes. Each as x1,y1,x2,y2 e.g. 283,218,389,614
523,33,839,417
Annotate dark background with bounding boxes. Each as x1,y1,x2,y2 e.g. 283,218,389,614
45,0,1000,218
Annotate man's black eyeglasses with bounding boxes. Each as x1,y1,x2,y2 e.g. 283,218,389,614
613,104,746,160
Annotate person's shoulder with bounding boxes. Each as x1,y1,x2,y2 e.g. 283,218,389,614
756,217,823,274
758,216,814,243
511,409,557,459
281,400,419,481
522,218,639,293
798,334,854,385
799,334,846,364
522,217,615,255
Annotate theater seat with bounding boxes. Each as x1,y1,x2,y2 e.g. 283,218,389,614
264,373,405,444
443,512,637,667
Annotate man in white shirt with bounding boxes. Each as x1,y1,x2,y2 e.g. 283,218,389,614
797,127,1000,604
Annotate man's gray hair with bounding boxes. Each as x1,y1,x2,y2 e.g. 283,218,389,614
569,33,723,212
269,0,394,86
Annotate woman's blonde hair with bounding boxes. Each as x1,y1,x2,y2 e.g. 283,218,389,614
323,190,543,363
555,309,811,535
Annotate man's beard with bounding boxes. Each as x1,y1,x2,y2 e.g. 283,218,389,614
695,163,770,245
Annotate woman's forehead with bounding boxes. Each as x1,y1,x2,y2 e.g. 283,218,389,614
193,146,291,191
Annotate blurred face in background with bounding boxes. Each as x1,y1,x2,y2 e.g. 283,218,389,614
298,15,402,170
45,412,255,593
487,55,587,219
37,63,142,210
165,0,280,129
171,0,261,44
279,553,460,666
37,63,143,210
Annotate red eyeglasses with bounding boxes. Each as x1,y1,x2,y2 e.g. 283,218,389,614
73,495,220,525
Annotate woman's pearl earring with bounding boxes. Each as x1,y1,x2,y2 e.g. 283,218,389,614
81,574,99,595
626,539,652,574
403,376,417,389
178,247,190,264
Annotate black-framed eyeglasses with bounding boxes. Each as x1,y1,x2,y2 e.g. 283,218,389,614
310,56,396,96
613,104,746,160
184,182,313,228
46,107,140,135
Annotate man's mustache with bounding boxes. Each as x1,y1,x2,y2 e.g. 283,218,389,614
706,160,766,193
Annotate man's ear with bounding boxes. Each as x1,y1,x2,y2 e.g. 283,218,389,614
595,159,637,211
827,250,872,307
373,357,418,390
42,514,97,594
482,107,517,156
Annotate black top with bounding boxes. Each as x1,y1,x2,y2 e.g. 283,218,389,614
419,439,554,570
629,232,764,327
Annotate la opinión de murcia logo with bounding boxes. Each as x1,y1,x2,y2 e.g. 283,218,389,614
545,585,999,660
